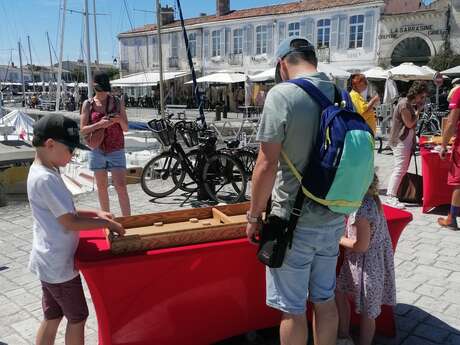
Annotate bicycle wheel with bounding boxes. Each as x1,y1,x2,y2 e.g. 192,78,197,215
203,153,247,204
237,149,258,178
141,152,185,198
175,149,199,193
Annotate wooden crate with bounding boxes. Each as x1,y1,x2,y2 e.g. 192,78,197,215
106,202,250,254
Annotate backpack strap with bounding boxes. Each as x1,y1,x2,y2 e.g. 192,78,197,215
287,78,333,109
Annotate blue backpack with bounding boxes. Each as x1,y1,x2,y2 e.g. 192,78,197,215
283,78,374,214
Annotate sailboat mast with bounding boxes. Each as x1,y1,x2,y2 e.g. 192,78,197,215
84,0,93,98
46,32,55,82
27,36,36,93
93,0,99,65
55,0,67,111
18,41,26,107
156,0,165,118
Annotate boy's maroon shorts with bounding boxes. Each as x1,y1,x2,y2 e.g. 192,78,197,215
41,275,89,323
448,143,460,186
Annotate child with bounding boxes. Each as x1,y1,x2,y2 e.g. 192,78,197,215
28,114,125,345
335,174,396,345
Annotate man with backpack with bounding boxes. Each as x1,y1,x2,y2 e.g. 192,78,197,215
246,37,373,345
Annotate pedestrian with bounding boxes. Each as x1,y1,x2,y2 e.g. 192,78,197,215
386,81,428,208
80,71,131,216
336,173,396,345
246,37,345,345
349,74,380,135
438,78,460,230
28,114,125,345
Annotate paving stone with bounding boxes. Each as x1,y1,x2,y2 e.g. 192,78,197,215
11,317,40,339
414,284,447,299
448,272,460,283
0,333,29,345
445,304,460,319
397,290,421,305
413,265,452,279
416,296,450,313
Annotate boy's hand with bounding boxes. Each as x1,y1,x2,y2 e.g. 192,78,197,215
97,210,114,220
108,220,125,236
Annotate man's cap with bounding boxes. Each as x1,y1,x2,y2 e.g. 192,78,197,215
93,71,111,92
33,114,89,151
452,77,460,85
274,37,315,83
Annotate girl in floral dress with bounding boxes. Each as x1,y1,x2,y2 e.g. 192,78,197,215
336,174,396,345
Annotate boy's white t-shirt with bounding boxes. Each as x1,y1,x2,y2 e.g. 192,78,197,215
27,163,79,284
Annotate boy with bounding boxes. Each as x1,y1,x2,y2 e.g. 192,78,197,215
28,114,125,345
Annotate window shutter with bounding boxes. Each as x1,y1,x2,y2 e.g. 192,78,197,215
203,30,210,58
225,27,231,55
300,19,307,37
364,11,375,51
244,24,253,56
220,29,225,56
196,31,202,59
151,36,158,66
330,15,339,48
278,21,286,44
338,16,347,50
305,18,315,45
267,23,274,55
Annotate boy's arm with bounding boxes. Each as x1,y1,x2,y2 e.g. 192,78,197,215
339,218,371,253
76,209,114,220
58,213,125,235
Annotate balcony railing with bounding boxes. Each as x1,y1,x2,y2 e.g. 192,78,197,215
316,47,330,63
228,53,243,65
169,57,179,68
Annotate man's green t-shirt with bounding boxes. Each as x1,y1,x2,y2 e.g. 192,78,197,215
256,72,344,226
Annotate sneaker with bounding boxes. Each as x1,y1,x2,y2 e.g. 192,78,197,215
337,337,355,345
386,196,406,209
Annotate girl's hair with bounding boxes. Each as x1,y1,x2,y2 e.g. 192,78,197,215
367,173,383,212
407,81,428,100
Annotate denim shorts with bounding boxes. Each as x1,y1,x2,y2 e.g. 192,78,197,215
266,217,345,315
88,149,126,171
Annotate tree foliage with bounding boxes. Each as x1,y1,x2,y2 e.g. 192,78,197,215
429,48,460,71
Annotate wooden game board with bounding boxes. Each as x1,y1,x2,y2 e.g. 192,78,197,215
106,202,250,254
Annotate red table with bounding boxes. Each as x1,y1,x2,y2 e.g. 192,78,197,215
75,205,412,345
420,144,455,213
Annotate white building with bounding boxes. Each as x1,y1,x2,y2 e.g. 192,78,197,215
118,0,385,78
378,0,460,67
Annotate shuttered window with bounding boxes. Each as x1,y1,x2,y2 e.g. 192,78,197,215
256,25,268,54
233,29,243,54
317,19,331,48
288,22,300,37
349,15,364,49
188,33,197,58
211,30,221,57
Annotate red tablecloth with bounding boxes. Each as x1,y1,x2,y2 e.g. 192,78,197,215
420,145,454,213
75,206,412,345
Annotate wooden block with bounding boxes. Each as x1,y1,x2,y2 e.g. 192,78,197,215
154,222,163,227
189,218,199,223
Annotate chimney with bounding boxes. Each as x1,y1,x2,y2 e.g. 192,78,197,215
161,5,175,25
216,0,230,16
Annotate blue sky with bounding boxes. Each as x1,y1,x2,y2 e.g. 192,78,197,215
0,0,433,66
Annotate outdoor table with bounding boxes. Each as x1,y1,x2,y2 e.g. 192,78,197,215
75,205,412,345
420,142,455,213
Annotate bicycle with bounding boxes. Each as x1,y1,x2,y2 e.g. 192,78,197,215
140,117,248,204
417,110,443,137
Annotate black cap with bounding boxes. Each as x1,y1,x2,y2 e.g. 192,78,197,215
33,114,90,151
93,71,111,92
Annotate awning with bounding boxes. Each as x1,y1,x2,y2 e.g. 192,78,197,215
441,65,460,76
387,63,435,81
111,71,189,87
249,63,350,82
363,67,389,80
185,71,247,84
